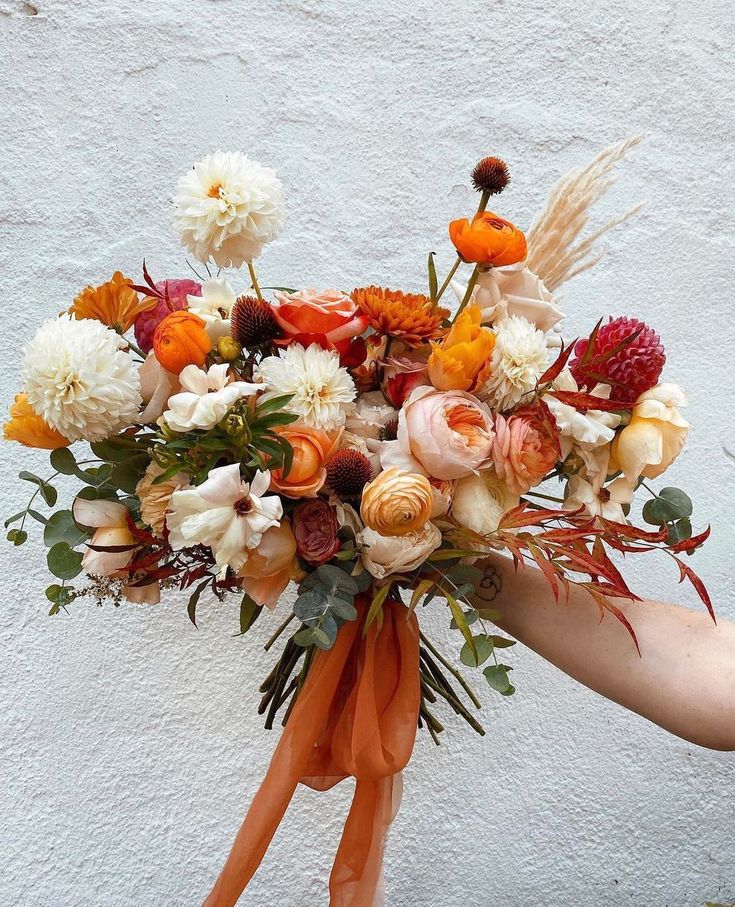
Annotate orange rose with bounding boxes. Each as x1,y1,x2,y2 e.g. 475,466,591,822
428,303,495,392
152,310,211,374
449,211,527,267
4,393,72,449
270,426,341,498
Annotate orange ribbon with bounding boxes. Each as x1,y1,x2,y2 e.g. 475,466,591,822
202,598,421,907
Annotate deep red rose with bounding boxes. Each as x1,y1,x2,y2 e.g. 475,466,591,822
292,498,341,565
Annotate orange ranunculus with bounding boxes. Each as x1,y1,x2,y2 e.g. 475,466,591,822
4,393,72,449
427,303,495,392
152,310,211,374
270,426,341,498
238,520,299,609
449,211,527,267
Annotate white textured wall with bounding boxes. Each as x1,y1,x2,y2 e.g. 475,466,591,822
1,1,734,904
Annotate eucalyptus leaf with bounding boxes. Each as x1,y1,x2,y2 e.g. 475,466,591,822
7,529,28,546
460,633,494,667
484,664,512,693
49,447,77,475
47,542,83,580
44,510,89,548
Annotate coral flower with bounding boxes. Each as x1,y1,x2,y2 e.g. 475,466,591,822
271,289,369,366
4,393,72,449
238,520,298,609
69,271,156,334
492,401,561,495
270,426,342,498
351,287,448,346
153,310,212,374
428,303,495,392
449,211,527,267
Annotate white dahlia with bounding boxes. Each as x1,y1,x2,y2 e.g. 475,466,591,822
173,152,284,268
479,315,548,411
22,314,141,442
255,344,356,431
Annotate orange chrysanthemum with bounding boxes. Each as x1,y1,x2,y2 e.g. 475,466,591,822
69,271,155,334
350,287,448,347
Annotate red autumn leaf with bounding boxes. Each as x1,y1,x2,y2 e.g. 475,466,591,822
538,339,577,385
674,557,715,622
527,542,559,601
669,524,711,553
599,519,669,543
547,390,632,413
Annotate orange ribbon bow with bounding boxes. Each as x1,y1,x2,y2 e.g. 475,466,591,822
202,597,421,907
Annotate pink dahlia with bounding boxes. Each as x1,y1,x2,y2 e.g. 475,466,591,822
134,279,202,353
571,316,665,404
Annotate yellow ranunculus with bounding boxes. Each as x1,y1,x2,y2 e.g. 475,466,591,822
610,383,689,481
3,393,72,450
427,303,495,392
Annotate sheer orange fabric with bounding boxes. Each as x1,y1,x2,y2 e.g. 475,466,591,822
202,597,421,907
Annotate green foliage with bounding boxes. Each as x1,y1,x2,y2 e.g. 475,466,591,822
484,664,515,695
642,486,694,546
45,583,75,615
293,565,360,650
19,471,57,506
239,594,262,635
44,510,89,548
460,633,495,667
47,542,83,580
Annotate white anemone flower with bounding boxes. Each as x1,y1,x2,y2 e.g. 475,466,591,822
478,315,548,411
162,363,260,433
167,464,283,577
255,344,356,431
22,314,141,442
187,277,237,341
173,151,284,268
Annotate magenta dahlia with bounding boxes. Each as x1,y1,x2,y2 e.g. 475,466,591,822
570,316,665,403
134,279,202,353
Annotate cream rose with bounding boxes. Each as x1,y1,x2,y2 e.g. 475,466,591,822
361,467,434,536
380,386,494,480
611,383,690,481
451,471,519,537
358,522,443,579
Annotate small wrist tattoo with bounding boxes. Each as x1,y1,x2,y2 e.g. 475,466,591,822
477,564,502,603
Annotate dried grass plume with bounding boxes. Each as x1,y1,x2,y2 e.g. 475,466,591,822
525,136,644,292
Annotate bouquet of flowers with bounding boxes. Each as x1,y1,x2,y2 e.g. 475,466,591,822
4,140,711,906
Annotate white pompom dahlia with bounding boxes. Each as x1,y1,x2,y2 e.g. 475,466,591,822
22,314,142,442
478,315,548,411
173,151,284,268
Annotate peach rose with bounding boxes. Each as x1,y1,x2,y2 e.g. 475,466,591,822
427,303,495,392
239,520,298,609
271,289,368,366
449,211,527,267
492,402,561,495
361,467,434,537
610,383,689,481
4,393,72,449
380,386,495,480
270,426,341,498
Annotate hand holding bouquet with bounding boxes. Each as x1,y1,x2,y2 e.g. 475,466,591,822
4,140,711,906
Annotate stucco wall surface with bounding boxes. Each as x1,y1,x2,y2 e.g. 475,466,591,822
1,1,734,905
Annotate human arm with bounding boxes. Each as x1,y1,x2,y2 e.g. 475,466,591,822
469,551,735,751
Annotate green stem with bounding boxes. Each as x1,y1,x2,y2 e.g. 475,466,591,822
247,261,263,301
263,613,295,652
419,631,482,709
453,265,480,319
434,257,462,303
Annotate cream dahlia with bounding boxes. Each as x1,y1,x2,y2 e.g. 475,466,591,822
22,314,141,443
479,315,548,411
255,344,356,431
173,151,284,268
